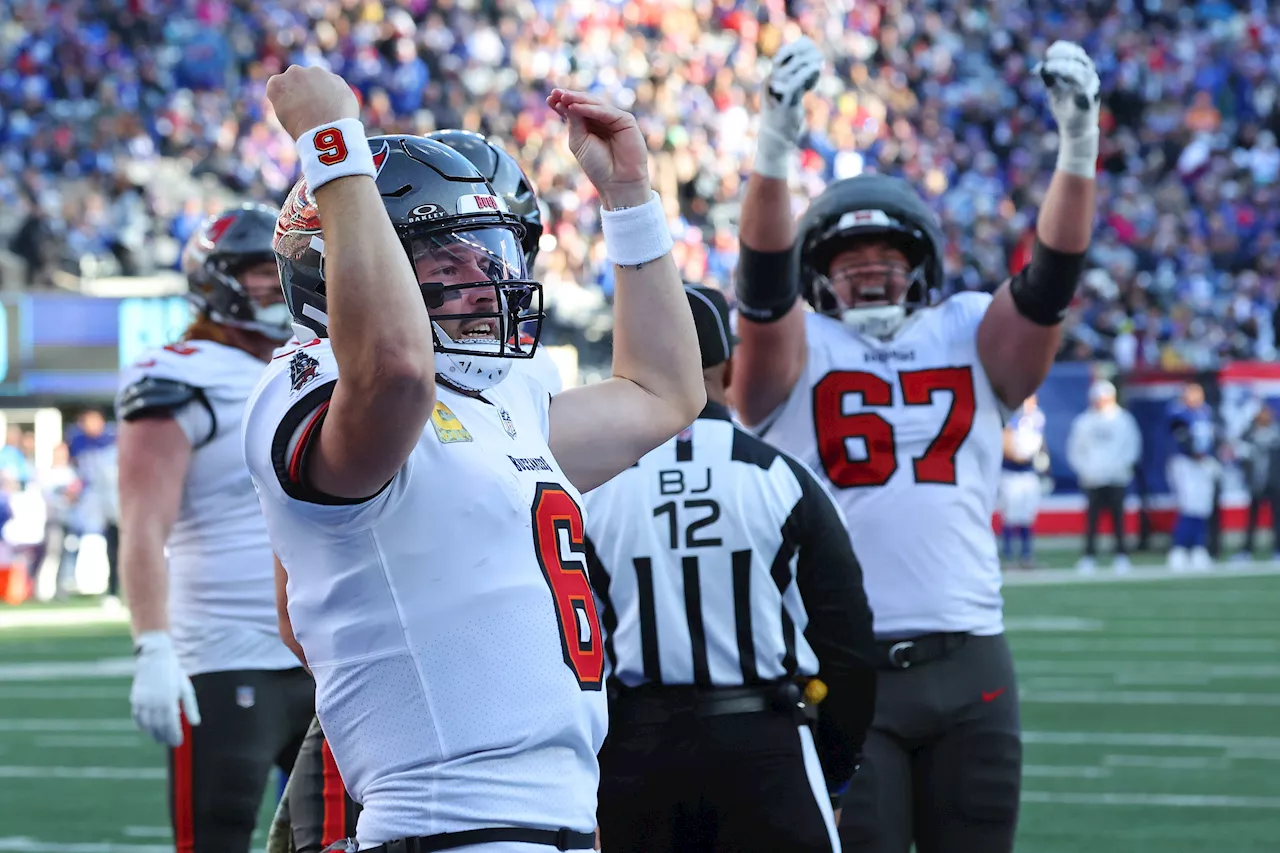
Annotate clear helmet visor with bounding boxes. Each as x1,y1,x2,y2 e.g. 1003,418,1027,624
407,226,544,391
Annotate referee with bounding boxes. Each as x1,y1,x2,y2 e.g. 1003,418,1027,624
584,285,877,853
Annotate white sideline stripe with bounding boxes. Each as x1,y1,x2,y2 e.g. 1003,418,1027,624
0,658,133,681
1023,690,1280,707
1017,660,1280,678
0,608,129,629
0,765,163,780
35,735,143,749
1022,764,1111,778
1103,754,1227,770
0,719,134,732
1021,791,1280,809
1013,638,1280,653
1023,731,1280,749
1003,562,1280,585
0,840,169,853
0,686,126,699
1004,616,1104,632
122,828,171,839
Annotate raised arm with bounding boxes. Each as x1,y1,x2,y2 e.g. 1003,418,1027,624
977,41,1100,409
544,90,704,493
730,38,823,428
267,66,436,500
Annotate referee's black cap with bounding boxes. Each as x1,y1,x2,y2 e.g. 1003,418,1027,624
684,284,737,369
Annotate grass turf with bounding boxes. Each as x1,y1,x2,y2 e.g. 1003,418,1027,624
0,571,1277,852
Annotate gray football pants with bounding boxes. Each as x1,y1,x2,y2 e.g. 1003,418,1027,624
838,633,1022,853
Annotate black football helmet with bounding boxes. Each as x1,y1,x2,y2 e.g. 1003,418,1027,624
426,130,542,270
794,174,945,339
182,203,292,341
274,134,542,391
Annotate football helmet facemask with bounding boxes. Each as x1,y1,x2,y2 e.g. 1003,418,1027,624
796,174,945,340
182,203,292,342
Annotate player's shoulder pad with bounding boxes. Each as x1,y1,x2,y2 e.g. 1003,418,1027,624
117,375,205,422
523,346,563,396
117,341,231,422
120,339,263,395
943,289,994,322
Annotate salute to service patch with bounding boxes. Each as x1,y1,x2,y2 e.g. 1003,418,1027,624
431,401,473,443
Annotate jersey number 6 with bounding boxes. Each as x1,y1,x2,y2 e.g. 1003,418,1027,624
531,484,604,691
813,367,976,489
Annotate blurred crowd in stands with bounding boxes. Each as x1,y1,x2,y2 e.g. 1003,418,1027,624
3,0,1280,374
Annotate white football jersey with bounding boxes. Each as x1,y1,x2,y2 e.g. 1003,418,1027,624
524,343,564,396
116,340,300,676
242,339,605,848
757,292,1008,637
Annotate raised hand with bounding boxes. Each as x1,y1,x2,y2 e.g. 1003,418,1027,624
763,36,823,141
547,88,650,210
1033,41,1101,140
267,65,360,142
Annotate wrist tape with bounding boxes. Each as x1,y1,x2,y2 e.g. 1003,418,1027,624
1056,128,1099,179
601,192,674,267
297,118,376,192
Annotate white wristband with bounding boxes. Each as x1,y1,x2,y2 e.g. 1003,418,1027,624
600,191,674,267
1056,128,1099,179
296,118,376,191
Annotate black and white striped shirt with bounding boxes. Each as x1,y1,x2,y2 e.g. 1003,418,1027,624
583,401,875,692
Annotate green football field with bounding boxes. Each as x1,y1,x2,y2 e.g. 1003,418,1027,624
0,564,1278,853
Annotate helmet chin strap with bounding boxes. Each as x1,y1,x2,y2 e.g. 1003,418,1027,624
432,323,511,392
839,304,910,340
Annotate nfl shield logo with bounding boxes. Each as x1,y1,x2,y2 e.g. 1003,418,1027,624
236,686,255,708
499,407,517,439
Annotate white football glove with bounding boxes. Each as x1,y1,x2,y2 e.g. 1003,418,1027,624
1032,40,1101,178
130,631,201,747
755,36,824,180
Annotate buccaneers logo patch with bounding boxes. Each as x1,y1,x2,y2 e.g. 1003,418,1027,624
289,350,320,393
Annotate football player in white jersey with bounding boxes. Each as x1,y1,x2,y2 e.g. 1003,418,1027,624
245,66,702,853
279,128,560,853
116,203,316,852
728,39,1101,853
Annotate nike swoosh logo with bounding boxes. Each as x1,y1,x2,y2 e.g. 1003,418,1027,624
982,688,1007,703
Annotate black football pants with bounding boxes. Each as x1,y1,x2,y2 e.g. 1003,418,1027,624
838,633,1021,853
169,667,315,853
598,703,838,853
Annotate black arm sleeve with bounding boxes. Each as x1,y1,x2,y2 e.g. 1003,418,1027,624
782,454,877,794
734,243,801,324
117,377,217,448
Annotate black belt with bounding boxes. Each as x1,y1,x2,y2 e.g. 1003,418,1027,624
874,632,969,670
359,827,597,853
608,681,805,724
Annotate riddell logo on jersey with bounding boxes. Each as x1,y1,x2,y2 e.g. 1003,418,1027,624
864,349,916,363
